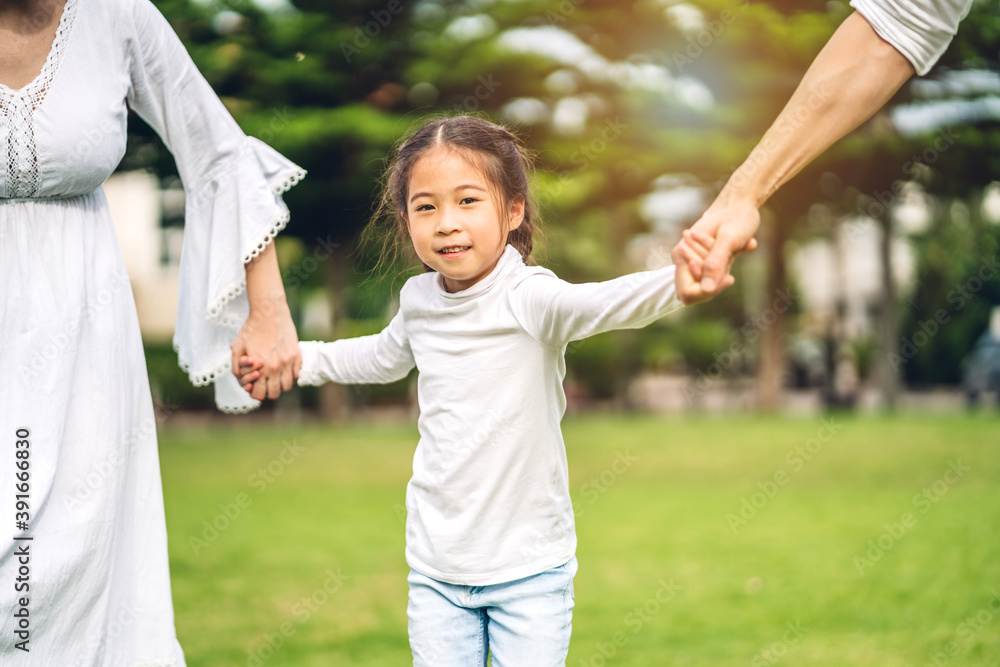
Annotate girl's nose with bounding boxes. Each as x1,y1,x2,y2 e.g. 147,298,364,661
436,206,462,234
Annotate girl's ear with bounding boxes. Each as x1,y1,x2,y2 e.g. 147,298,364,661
509,198,525,231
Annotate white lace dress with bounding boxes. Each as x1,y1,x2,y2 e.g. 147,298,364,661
0,0,304,664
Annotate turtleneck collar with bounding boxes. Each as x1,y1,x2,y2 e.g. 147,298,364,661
436,244,524,299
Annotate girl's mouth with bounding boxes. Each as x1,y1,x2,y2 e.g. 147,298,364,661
439,246,470,256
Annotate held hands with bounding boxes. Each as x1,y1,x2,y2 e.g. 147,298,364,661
673,228,727,305
229,302,302,401
237,356,266,393
672,200,760,305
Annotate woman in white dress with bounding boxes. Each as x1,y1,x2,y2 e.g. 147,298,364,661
0,0,303,663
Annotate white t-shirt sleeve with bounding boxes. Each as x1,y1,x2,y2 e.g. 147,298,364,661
509,266,684,347
297,310,415,386
850,0,975,75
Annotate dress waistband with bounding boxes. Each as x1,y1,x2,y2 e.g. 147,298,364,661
0,189,101,205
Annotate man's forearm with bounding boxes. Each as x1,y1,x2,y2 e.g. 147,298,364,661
722,11,916,208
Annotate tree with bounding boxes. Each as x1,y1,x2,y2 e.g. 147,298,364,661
137,0,998,413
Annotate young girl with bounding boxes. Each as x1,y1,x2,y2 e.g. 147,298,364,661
238,115,720,665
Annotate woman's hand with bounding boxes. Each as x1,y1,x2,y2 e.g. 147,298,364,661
231,301,301,400
231,242,301,401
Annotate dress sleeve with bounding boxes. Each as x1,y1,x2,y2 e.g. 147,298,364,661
125,0,306,413
849,0,974,75
297,310,415,386
508,266,684,348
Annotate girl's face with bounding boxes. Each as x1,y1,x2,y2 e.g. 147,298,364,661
405,146,523,293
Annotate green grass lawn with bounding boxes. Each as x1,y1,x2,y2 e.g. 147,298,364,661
161,414,1000,666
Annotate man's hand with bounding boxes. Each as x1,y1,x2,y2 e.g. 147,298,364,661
672,8,916,300
682,198,760,296
673,227,745,305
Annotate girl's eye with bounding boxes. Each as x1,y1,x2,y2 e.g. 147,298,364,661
460,197,479,205
415,204,434,212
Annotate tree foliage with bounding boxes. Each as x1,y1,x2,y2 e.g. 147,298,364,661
134,0,1000,400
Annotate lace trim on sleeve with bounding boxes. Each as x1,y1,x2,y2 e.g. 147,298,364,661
202,163,307,329
172,339,230,387
172,138,306,396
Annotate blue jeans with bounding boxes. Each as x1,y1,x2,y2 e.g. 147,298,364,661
407,556,578,666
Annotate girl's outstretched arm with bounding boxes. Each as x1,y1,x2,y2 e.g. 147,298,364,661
509,262,686,348
297,310,415,387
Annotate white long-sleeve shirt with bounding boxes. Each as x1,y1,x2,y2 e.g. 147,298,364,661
851,0,975,75
298,244,684,585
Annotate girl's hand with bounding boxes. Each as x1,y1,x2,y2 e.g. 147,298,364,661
672,228,735,305
237,355,265,393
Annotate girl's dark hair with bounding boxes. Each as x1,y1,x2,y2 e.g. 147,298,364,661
366,115,540,273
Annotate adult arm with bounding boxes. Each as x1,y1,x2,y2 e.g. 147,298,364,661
679,0,973,299
125,0,306,411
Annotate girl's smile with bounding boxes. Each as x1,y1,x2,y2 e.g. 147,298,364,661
438,245,470,256
405,146,523,293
